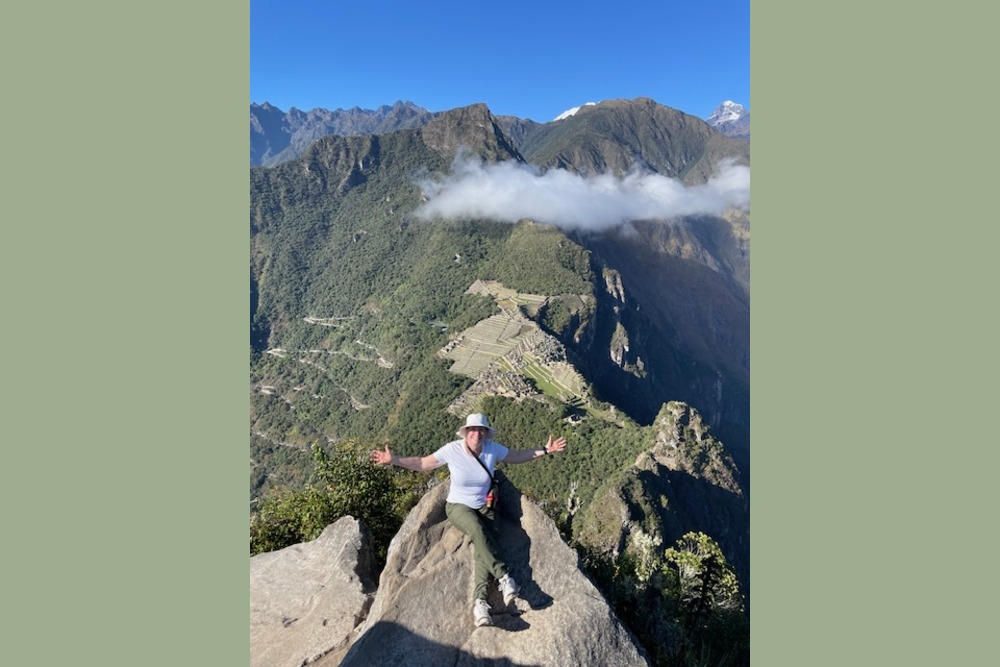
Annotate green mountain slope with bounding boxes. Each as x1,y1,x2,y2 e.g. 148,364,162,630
514,97,748,181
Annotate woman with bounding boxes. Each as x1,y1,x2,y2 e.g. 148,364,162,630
369,412,567,627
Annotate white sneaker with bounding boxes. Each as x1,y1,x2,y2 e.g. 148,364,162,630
498,574,520,605
473,598,492,627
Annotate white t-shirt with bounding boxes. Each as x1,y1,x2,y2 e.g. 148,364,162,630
432,439,510,508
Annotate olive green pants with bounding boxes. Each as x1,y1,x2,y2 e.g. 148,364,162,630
445,501,508,601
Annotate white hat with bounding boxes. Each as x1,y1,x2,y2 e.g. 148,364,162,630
457,413,496,439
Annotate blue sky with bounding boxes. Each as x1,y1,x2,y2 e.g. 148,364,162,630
251,1,748,123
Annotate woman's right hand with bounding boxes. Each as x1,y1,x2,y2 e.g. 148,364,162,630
369,444,393,466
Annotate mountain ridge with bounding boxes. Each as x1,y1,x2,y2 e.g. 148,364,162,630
251,100,437,167
251,97,749,168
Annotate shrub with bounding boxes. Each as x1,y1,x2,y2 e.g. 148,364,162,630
250,439,409,564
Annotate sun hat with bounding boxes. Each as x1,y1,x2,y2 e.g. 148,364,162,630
457,413,496,439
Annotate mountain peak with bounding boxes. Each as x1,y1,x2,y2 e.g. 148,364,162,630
707,100,747,124
706,100,749,139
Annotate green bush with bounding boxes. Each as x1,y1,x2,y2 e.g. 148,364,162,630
250,439,412,564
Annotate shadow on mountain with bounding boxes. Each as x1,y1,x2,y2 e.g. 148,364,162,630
631,465,749,607
569,217,750,474
337,620,544,667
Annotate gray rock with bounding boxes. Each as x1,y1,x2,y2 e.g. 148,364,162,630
341,479,650,667
250,517,376,667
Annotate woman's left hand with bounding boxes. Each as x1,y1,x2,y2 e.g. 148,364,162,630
546,435,567,454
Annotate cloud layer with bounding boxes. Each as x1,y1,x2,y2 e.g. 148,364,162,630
414,157,749,231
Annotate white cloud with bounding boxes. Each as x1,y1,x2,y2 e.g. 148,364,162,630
414,155,749,231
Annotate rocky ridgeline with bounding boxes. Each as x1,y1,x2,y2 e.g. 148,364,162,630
251,481,651,667
650,401,743,495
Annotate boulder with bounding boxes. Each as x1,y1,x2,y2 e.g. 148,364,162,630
340,479,650,666
250,517,376,667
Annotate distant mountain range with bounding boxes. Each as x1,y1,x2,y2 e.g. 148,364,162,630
706,100,750,139
251,100,438,167
250,98,749,166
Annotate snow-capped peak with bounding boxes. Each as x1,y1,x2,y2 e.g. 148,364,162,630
707,100,747,125
554,102,597,121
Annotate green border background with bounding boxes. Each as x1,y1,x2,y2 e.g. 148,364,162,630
753,3,998,666
4,2,247,665
5,1,996,665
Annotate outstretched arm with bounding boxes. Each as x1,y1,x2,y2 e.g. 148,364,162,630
369,444,444,472
503,435,567,464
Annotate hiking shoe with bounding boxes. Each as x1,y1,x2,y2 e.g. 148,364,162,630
498,574,521,605
473,598,493,627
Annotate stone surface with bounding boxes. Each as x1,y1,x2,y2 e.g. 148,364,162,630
250,517,376,667
339,479,650,667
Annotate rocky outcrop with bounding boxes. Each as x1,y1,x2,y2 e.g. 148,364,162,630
338,479,650,666
651,401,744,495
419,103,524,163
574,402,749,601
250,517,377,667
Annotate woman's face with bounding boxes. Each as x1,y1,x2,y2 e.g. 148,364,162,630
465,426,488,446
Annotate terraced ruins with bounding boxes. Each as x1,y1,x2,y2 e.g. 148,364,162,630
439,280,589,415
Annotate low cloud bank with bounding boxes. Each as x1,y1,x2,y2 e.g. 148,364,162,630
414,157,749,231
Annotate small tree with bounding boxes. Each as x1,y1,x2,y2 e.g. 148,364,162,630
663,532,748,666
250,439,407,563
664,532,743,616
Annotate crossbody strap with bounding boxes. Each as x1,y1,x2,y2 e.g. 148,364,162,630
465,445,498,485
